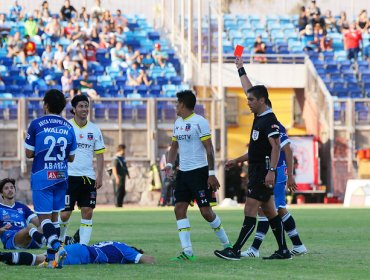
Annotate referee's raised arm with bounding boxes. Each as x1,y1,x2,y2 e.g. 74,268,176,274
235,57,253,95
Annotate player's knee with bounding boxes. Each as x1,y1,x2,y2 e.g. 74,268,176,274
81,208,93,219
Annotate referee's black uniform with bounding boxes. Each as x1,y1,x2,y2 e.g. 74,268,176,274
247,109,280,202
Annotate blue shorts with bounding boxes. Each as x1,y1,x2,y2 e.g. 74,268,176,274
32,181,67,214
2,230,42,250
274,165,287,209
64,244,91,265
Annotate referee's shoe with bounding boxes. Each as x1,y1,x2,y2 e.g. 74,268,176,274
214,247,240,261
262,249,292,260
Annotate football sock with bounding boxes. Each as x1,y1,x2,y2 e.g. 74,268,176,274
233,216,256,253
269,215,288,252
177,218,193,256
80,219,93,245
41,219,58,249
29,227,46,245
59,216,69,243
209,215,231,248
281,212,303,246
53,221,60,240
0,252,36,266
251,216,269,251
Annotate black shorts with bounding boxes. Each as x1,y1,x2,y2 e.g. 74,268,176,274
175,166,217,207
247,163,274,202
63,176,97,211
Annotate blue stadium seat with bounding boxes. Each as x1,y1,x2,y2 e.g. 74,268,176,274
93,103,106,120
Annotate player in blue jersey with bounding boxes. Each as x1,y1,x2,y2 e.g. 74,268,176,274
24,89,77,268
0,241,155,267
0,178,45,250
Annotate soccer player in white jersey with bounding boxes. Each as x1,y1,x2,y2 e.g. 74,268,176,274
59,95,106,245
164,90,231,261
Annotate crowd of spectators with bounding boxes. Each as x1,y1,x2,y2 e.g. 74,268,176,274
0,0,172,98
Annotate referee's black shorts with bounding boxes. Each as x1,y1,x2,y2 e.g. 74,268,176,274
175,166,217,207
63,176,97,211
247,163,274,202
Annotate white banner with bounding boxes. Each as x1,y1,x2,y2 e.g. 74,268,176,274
290,136,316,185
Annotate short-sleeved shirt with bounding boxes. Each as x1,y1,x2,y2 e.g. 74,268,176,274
0,202,36,232
24,114,77,190
172,113,210,171
248,109,280,164
278,122,290,167
67,119,106,179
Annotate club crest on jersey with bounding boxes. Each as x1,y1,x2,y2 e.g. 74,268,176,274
199,190,205,198
252,129,259,141
87,133,94,140
185,123,191,131
47,171,66,180
17,208,24,214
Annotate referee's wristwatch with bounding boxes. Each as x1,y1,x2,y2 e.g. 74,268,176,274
269,167,277,172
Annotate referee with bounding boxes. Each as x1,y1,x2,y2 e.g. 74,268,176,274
214,58,291,260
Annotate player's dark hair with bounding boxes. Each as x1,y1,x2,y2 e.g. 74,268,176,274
70,94,89,114
43,89,66,114
0,178,16,194
247,85,269,105
130,246,144,254
266,98,272,109
176,90,196,110
117,144,126,151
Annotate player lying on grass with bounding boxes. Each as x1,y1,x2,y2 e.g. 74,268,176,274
0,241,155,268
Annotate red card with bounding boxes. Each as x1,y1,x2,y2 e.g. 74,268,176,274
234,45,244,57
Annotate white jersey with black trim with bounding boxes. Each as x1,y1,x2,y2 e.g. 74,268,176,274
172,113,211,171
68,119,106,179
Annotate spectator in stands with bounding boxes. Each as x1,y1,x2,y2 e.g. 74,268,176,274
7,32,26,64
313,23,326,52
152,43,168,68
99,25,112,48
324,10,336,33
80,71,100,100
0,13,7,25
81,20,93,38
24,35,36,57
126,45,141,66
127,62,151,86
114,9,128,31
252,35,266,63
311,11,325,30
41,44,54,66
307,0,321,19
90,0,104,21
53,43,66,71
300,24,318,52
63,54,74,72
298,6,309,32
67,40,88,70
337,11,349,33
356,10,369,34
114,25,126,43
102,10,114,28
363,42,370,63
142,53,155,69
343,22,363,62
9,0,23,22
63,20,76,39
60,0,77,22
26,60,46,87
71,24,84,41
320,33,333,52
24,14,38,37
79,6,89,22
111,41,128,68
40,1,51,22
61,69,74,98
42,15,62,44
84,40,99,64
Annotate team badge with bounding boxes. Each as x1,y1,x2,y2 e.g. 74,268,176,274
252,129,259,141
17,208,24,214
185,123,191,131
87,133,94,140
199,190,205,198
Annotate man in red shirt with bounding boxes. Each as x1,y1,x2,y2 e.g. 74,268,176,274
343,22,362,61
84,40,99,62
24,35,36,57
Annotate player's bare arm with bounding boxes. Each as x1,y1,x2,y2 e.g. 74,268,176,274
202,138,220,191
282,143,297,192
236,57,253,93
95,153,104,189
265,136,280,187
164,141,178,178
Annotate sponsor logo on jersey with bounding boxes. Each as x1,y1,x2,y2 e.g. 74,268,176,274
175,134,191,140
185,123,191,131
3,213,10,221
43,127,69,135
79,134,84,138
252,129,259,141
90,192,97,199
47,171,66,180
17,208,24,214
87,133,94,140
199,190,205,198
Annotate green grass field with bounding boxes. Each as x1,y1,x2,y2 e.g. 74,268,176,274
1,206,370,280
